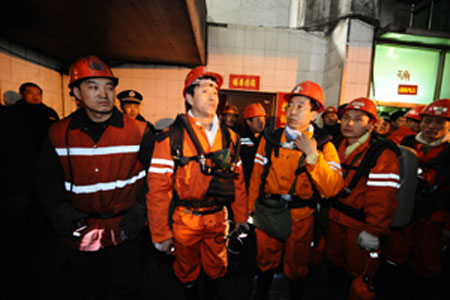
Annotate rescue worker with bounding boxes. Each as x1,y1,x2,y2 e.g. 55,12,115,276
382,99,450,299
146,66,248,300
321,105,341,141
248,81,344,300
387,105,425,145
325,98,400,299
240,103,266,189
389,110,407,132
36,55,154,300
117,89,156,134
373,115,391,139
220,104,239,131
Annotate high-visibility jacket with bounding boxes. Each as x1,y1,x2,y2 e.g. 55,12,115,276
248,128,343,220
387,125,416,145
146,114,248,244
48,112,147,249
329,136,400,236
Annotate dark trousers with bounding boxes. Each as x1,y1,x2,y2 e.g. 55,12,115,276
62,232,145,300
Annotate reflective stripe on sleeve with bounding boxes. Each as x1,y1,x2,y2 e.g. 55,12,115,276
368,173,400,180
240,137,254,146
254,153,268,166
366,180,401,189
148,158,174,174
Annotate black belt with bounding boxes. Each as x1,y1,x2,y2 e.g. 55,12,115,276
175,199,224,216
330,198,366,222
175,198,219,209
87,209,129,219
265,194,315,209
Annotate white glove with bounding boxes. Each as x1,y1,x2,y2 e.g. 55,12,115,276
357,230,379,251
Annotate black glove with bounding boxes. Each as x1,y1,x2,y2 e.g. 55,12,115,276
119,202,147,240
51,201,89,237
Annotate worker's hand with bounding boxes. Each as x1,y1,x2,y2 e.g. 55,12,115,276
119,202,147,240
293,134,318,156
357,230,379,251
51,201,88,238
155,238,174,255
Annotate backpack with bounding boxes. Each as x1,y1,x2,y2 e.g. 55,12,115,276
333,137,418,228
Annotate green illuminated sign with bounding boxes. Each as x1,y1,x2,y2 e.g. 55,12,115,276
439,52,450,98
372,44,439,105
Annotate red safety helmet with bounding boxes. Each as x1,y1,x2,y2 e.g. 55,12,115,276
283,81,325,112
340,97,378,124
405,105,426,121
222,105,239,115
323,106,338,115
243,103,266,119
69,55,118,88
183,66,223,97
420,99,450,119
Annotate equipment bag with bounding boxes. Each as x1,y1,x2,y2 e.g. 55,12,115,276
254,196,292,241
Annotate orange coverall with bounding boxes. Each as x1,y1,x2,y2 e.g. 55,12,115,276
326,136,400,277
387,125,416,145
146,114,248,283
248,129,343,280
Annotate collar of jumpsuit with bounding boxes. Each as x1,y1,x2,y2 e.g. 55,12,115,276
188,109,220,147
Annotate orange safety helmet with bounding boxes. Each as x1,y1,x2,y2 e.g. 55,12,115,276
420,99,450,119
69,55,118,88
222,104,239,115
340,97,378,124
283,81,325,112
183,66,223,97
243,103,266,119
405,105,426,121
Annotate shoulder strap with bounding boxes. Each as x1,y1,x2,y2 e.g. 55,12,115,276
313,126,332,150
400,134,417,148
420,142,450,169
343,139,400,196
260,128,283,194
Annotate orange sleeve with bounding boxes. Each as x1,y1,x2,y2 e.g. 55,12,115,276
247,136,267,211
363,148,400,236
306,141,344,198
146,136,174,243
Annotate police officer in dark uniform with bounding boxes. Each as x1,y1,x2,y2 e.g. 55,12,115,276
118,89,156,134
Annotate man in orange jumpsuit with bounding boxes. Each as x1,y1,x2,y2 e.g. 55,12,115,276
248,81,344,299
325,98,400,299
146,67,248,299
383,99,450,299
387,105,425,145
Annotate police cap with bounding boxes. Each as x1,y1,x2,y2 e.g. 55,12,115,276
117,89,143,104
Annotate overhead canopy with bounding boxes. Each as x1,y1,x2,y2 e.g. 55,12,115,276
0,0,207,71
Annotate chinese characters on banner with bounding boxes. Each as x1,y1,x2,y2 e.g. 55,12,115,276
275,92,289,128
229,74,260,90
397,70,418,95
